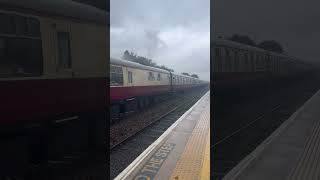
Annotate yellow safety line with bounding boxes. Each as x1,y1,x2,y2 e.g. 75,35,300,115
170,105,210,180
200,129,210,180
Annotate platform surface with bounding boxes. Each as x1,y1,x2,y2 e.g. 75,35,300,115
115,91,210,180
223,89,320,180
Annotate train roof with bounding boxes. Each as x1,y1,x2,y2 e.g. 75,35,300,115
213,38,310,65
110,57,170,74
171,72,198,80
213,38,288,58
110,58,205,81
0,0,109,25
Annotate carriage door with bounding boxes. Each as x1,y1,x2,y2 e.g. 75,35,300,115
127,68,133,86
53,22,74,77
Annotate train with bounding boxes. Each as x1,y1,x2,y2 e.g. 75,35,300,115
212,37,313,89
110,57,208,122
0,0,108,168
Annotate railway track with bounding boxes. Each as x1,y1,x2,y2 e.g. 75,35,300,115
212,73,320,180
212,104,288,179
110,87,209,179
1,87,207,180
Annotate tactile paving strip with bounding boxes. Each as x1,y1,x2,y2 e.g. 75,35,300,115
200,130,210,180
287,119,320,180
170,98,210,180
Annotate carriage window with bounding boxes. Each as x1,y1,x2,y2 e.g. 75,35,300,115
27,18,40,37
225,48,230,56
0,37,43,78
15,15,28,36
0,13,42,78
0,14,40,37
148,72,155,81
128,71,133,83
110,65,123,86
157,73,161,81
0,38,43,79
57,32,72,69
214,48,220,56
0,13,15,34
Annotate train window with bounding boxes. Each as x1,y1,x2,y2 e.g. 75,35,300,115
225,48,230,56
110,65,123,86
14,15,28,36
0,36,43,78
0,13,40,38
57,32,72,69
214,48,220,56
128,71,133,83
0,13,15,34
157,73,161,81
27,18,41,37
0,13,43,78
148,72,155,81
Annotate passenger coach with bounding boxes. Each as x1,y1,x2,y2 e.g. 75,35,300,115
212,38,312,87
0,0,108,166
110,57,207,122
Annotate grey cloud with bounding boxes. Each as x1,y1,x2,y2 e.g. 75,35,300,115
111,0,210,80
213,0,320,64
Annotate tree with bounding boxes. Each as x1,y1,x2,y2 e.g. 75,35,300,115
258,40,284,54
160,65,174,72
122,50,175,72
191,74,199,78
123,50,130,60
228,34,256,46
182,72,190,76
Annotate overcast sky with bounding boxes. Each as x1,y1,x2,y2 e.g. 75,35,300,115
111,0,210,81
213,0,320,64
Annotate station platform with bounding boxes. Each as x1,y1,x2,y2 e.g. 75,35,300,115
115,91,210,180
223,89,320,180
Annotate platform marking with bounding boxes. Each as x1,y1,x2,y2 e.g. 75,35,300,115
115,92,210,180
200,129,211,180
170,99,210,179
134,143,176,180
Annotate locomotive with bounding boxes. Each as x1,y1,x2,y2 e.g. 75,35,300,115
110,57,208,122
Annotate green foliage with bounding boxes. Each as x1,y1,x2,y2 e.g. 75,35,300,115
228,34,256,46
227,34,284,54
191,74,199,78
122,50,174,72
258,40,284,54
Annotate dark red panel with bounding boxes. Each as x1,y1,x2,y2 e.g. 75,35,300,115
110,84,205,102
110,85,171,101
0,78,107,125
